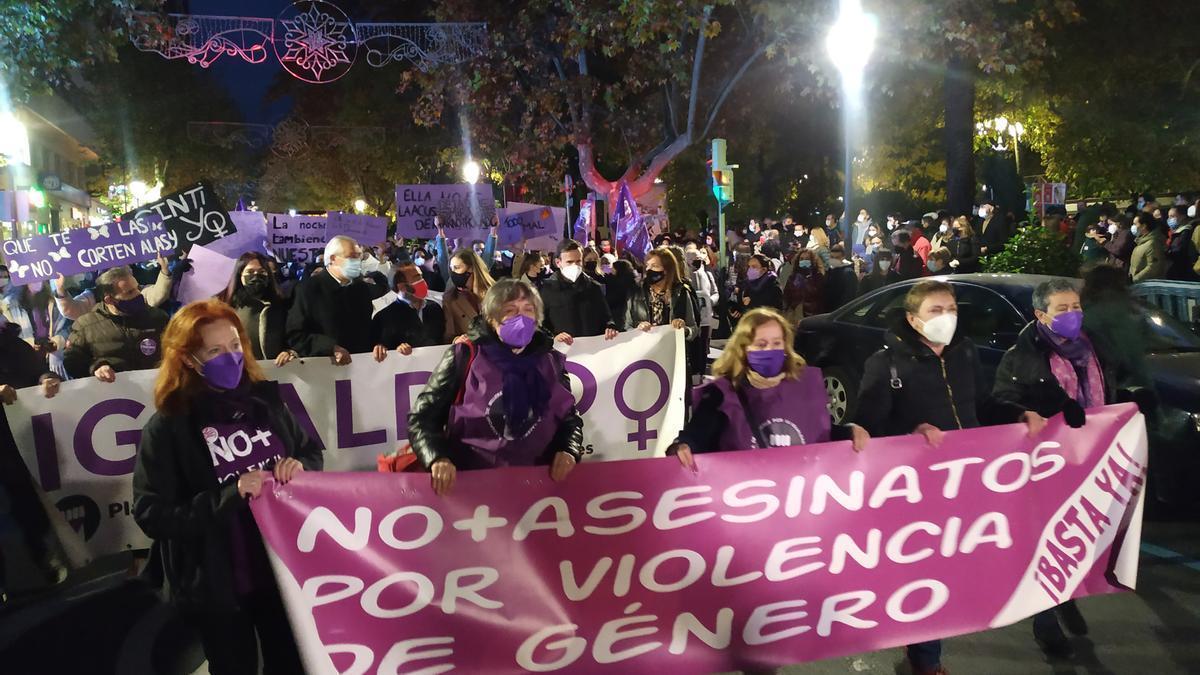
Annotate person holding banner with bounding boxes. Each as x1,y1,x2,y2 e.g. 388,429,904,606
539,239,618,340
669,307,868,469
51,253,178,321
441,242,498,343
287,235,386,365
0,315,67,606
991,278,1151,659
222,252,294,364
628,247,698,342
408,278,583,496
854,280,1047,675
62,266,170,382
0,271,69,369
132,299,321,675
372,259,445,349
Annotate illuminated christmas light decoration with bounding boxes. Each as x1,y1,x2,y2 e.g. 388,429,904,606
130,0,487,84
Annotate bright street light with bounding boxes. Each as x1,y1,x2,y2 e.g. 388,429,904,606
462,159,481,184
826,0,877,244
825,0,877,95
288,208,298,217
354,198,367,213
0,111,30,166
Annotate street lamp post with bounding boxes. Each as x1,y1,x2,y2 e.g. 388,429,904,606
826,0,876,247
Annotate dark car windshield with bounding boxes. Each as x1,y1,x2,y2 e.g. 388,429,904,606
1142,305,1200,353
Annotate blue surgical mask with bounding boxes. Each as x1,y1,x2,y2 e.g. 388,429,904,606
341,258,363,279
1131,225,1140,237
796,260,812,269
1168,217,1179,229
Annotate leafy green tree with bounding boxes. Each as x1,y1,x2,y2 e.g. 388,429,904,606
981,225,1081,276
0,0,157,97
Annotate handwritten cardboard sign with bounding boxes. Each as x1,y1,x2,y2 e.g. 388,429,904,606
394,184,496,239
0,216,170,285
119,183,235,253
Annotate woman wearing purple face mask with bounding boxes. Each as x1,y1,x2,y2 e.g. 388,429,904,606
668,308,869,472
729,253,783,327
408,278,584,497
991,278,1149,658
132,299,322,674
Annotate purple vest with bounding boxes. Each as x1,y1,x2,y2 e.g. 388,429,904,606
701,366,831,451
448,348,576,469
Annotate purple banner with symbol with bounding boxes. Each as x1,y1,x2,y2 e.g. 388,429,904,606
252,404,1146,675
0,215,169,285
394,184,496,240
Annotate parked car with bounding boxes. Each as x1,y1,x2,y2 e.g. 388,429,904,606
795,273,1200,505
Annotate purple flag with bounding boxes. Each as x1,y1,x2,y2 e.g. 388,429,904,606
573,197,592,243
612,181,651,259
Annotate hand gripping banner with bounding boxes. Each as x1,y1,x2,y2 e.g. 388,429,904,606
251,404,1147,674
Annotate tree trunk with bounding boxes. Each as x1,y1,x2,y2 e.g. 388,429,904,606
943,55,976,217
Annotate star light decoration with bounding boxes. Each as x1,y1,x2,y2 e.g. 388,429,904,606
131,0,486,85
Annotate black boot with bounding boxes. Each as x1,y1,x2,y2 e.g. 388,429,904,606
1033,610,1074,660
1057,600,1089,636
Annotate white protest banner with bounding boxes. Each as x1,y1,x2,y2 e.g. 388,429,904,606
394,184,496,240
9,329,685,556
269,213,328,261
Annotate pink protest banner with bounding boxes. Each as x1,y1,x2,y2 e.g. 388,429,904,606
251,404,1146,675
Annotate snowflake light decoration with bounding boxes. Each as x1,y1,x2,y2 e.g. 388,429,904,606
276,1,355,83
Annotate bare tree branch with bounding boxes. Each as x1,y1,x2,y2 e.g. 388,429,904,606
685,5,714,140
699,40,773,139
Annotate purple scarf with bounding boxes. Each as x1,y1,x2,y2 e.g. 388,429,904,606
479,341,549,429
1036,321,1099,406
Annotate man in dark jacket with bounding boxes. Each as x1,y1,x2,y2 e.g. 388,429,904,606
823,244,859,310
855,280,1045,675
63,266,169,381
991,277,1150,660
1164,208,1200,281
978,201,1010,255
286,235,385,364
540,239,619,340
372,260,447,349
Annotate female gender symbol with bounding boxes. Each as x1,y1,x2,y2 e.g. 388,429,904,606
613,360,670,452
565,361,598,415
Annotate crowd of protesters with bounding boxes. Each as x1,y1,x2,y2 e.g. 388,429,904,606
0,191,1191,674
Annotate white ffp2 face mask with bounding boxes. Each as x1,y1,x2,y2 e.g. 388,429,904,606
917,313,958,345
561,264,582,282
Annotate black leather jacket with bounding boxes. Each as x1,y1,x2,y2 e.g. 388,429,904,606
407,321,584,469
625,282,698,341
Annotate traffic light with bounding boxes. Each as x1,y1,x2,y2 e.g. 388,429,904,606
710,138,736,206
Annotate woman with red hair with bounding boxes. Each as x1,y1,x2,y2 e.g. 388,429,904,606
132,299,321,674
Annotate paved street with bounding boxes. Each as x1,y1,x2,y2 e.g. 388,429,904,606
2,515,1199,675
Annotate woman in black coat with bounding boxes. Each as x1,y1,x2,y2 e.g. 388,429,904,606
627,247,699,341
945,216,981,273
408,278,583,496
222,252,294,364
729,253,784,325
132,299,322,675
0,318,65,604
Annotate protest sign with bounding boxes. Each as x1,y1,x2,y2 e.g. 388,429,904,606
120,182,236,252
0,215,171,285
174,244,237,304
269,213,328,261
253,404,1146,674
9,329,685,555
506,201,566,250
497,203,559,245
394,184,496,240
326,211,390,246
205,210,272,259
